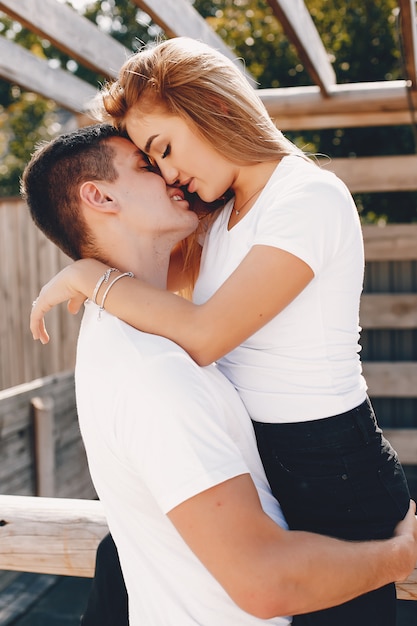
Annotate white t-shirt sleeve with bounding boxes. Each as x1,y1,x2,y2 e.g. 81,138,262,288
253,165,355,276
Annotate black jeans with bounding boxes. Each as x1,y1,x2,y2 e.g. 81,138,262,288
253,397,410,626
80,533,128,626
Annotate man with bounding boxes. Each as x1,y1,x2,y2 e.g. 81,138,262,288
22,124,417,626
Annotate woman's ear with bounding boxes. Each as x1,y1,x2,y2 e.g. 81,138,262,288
79,181,118,213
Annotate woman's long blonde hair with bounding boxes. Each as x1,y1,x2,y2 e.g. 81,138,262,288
98,37,304,165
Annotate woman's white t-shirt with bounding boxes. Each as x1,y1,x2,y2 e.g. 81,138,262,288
193,155,367,423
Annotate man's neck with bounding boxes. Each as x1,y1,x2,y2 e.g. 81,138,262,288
105,241,172,290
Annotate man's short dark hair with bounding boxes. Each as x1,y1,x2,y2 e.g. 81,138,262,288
21,124,120,260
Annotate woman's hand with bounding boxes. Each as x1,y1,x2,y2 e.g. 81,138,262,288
30,259,108,343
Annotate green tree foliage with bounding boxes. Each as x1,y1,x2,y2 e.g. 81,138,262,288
1,0,416,221
195,0,311,88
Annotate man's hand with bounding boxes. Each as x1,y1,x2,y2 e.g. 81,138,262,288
392,500,417,581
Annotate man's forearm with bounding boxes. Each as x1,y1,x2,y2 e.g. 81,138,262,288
250,525,415,619
167,472,417,621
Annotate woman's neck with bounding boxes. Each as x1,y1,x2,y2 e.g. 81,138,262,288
232,160,281,209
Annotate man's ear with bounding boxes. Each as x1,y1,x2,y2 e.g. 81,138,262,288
79,181,118,214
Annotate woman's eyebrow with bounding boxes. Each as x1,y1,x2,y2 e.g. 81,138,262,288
145,134,159,153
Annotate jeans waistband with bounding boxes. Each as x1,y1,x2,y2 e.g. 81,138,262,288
252,398,381,447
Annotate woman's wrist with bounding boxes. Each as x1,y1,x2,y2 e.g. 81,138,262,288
73,258,110,300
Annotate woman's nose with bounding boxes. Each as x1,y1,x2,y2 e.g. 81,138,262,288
159,162,180,186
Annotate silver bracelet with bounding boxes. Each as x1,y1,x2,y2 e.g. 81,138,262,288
92,267,118,304
98,271,134,319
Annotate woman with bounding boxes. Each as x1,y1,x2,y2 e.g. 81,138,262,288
30,37,410,626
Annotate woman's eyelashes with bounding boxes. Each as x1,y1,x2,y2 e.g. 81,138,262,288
161,144,171,159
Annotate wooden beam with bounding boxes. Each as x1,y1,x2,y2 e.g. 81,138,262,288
397,0,417,89
363,362,417,397
319,155,417,193
266,0,336,96
360,294,417,329
0,496,108,577
0,0,128,78
0,27,415,130
261,80,417,130
132,0,254,83
0,37,96,113
362,224,417,261
275,109,416,130
0,495,414,599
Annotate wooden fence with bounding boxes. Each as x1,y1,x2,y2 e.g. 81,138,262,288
0,370,95,499
361,223,417,430
0,197,80,391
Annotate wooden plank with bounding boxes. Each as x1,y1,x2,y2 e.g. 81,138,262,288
0,572,19,595
0,37,97,113
261,80,417,130
0,194,11,390
397,0,417,89
320,155,417,193
0,371,74,404
362,224,417,261
275,109,416,130
0,573,57,625
0,0,128,79
0,432,34,488
384,429,417,466
0,371,74,437
267,0,336,95
16,198,37,384
0,496,108,577
360,294,417,329
363,362,417,397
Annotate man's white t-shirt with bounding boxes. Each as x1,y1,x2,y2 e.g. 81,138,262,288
193,155,367,422
75,301,289,626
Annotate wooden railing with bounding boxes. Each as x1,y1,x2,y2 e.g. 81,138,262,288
0,495,415,600
0,496,107,578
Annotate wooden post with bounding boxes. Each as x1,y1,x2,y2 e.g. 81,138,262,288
31,396,55,497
